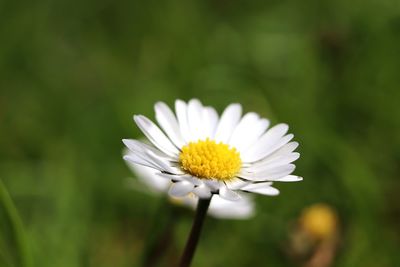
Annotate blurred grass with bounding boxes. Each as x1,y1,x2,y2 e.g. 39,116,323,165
0,180,32,267
1,0,400,266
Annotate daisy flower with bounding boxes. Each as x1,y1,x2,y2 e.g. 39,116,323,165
125,158,254,219
123,99,302,202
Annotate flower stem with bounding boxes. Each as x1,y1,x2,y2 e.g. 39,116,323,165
179,197,212,267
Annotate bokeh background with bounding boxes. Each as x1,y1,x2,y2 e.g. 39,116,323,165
1,0,400,266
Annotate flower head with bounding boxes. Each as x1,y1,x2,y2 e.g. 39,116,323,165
288,203,339,267
125,157,254,219
123,99,302,201
300,203,338,241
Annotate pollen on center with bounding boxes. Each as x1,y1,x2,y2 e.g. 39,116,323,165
179,138,242,181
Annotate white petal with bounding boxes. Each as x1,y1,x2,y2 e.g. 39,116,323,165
203,180,220,191
263,152,300,167
155,102,185,148
219,184,241,201
145,150,178,174
175,100,191,142
252,187,280,196
122,139,171,160
259,134,294,159
242,123,291,162
177,194,255,219
156,173,204,186
274,175,303,182
257,141,299,164
127,163,170,192
193,184,212,198
241,181,273,189
228,112,258,146
134,115,179,157
156,173,186,182
202,107,219,139
123,154,159,170
122,140,180,174
180,175,203,186
168,181,195,197
123,143,167,171
187,99,204,141
239,164,296,181
246,118,270,143
246,152,300,172
241,183,280,196
233,118,270,154
207,195,254,219
214,103,242,143
225,178,251,190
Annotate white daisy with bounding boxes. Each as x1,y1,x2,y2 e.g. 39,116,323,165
123,99,302,202
125,159,254,219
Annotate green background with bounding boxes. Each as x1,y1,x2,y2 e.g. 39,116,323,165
1,0,400,266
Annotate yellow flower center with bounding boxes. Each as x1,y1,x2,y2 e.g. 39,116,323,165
179,139,242,181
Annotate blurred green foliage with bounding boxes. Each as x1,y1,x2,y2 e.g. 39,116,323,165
1,0,400,266
0,180,32,267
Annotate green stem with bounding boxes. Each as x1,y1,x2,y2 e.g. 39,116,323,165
179,197,212,267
